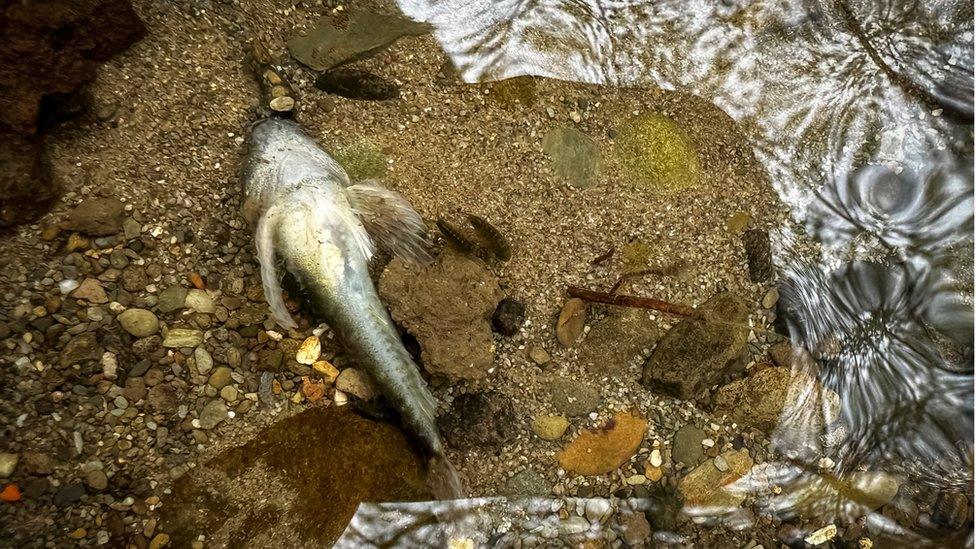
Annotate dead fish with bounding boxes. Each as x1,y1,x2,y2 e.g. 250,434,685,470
241,117,461,499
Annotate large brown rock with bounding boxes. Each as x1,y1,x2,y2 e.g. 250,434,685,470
0,0,145,226
712,366,841,435
641,292,749,400
379,251,502,379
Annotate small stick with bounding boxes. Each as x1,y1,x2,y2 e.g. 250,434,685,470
567,286,700,319
590,247,615,265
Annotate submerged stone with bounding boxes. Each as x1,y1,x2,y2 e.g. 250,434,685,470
542,127,601,188
161,407,429,546
641,292,749,400
615,113,700,192
288,11,431,71
556,411,647,475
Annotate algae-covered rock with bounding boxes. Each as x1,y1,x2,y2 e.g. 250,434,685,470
542,127,601,188
488,76,537,107
333,138,387,181
161,407,429,547
615,113,699,192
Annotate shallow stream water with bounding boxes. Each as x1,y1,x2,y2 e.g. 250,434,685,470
388,0,974,544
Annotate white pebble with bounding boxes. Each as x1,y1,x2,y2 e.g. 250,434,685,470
59,279,79,294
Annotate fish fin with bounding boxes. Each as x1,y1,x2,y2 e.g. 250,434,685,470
255,206,299,330
345,181,432,264
289,181,374,262
427,453,464,500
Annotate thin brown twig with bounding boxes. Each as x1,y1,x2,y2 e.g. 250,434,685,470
590,247,615,265
567,286,700,319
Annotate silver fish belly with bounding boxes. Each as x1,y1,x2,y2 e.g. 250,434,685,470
242,118,460,498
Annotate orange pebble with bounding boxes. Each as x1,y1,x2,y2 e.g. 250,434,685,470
1,484,22,502
187,272,205,290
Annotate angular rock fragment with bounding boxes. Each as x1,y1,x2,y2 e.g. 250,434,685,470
641,292,748,400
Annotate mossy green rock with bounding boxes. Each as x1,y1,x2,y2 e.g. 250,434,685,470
542,127,601,188
333,139,386,181
615,113,699,192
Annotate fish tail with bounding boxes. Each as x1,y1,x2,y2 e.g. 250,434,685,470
427,452,464,500
255,205,298,330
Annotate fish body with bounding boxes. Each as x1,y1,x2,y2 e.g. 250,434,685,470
242,118,460,498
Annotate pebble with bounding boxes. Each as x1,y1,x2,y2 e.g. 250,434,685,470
185,289,215,314
162,328,203,348
0,453,18,478
118,308,159,337
220,385,238,402
71,278,109,303
312,360,340,382
532,415,570,441
713,455,729,472
53,483,86,506
85,469,108,491
296,336,321,365
197,400,228,429
335,368,377,400
59,279,80,294
208,367,233,389
649,449,662,467
149,533,171,549
270,96,295,112
528,347,551,365
194,347,214,374
157,285,188,313
761,287,779,309
556,298,587,347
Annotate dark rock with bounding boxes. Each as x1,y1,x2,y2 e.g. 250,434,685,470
0,134,52,226
438,392,516,448
53,483,86,506
256,348,284,372
742,229,773,282
0,0,145,227
22,477,50,498
491,297,525,337
160,406,429,547
551,378,601,417
147,384,179,415
641,292,749,400
315,68,400,100
20,452,57,475
60,332,102,366
122,265,149,292
671,424,705,467
63,198,124,236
